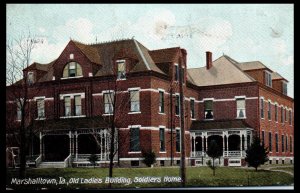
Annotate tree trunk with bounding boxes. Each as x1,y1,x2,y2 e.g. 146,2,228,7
213,158,215,176
255,167,258,172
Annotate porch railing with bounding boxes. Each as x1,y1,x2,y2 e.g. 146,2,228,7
191,151,246,158
223,151,246,157
73,153,111,162
64,154,72,167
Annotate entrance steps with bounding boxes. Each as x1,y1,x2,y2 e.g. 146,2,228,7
38,161,66,168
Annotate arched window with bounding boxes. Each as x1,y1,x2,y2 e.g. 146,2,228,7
63,62,82,78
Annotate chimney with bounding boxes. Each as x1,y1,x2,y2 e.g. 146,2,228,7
206,51,212,70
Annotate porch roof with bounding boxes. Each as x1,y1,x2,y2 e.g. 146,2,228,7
190,119,252,131
32,116,109,131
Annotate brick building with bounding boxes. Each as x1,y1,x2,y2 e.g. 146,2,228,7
6,39,293,168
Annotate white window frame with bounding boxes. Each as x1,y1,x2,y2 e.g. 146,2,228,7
236,97,246,119
117,59,126,80
265,71,272,87
129,88,140,113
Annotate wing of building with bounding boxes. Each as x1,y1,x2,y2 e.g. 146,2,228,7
6,39,293,168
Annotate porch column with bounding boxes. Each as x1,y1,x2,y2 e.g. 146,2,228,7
222,131,225,156
75,131,78,161
104,131,107,160
39,132,43,157
100,132,103,160
240,132,243,157
204,132,208,152
69,131,72,155
193,135,196,157
244,132,248,150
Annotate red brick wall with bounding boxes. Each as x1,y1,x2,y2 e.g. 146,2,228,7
244,69,265,84
259,86,294,157
272,79,284,94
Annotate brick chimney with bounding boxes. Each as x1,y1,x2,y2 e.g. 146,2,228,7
206,51,212,70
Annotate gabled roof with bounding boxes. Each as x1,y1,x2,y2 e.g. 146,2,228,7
190,119,252,131
24,62,49,71
187,55,255,87
149,47,179,63
238,61,273,72
72,40,101,65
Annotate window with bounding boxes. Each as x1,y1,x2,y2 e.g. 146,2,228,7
286,135,288,152
159,91,164,113
268,101,271,120
236,98,246,118
37,99,45,118
282,82,287,95
275,133,278,153
64,96,71,116
63,62,82,78
289,110,292,125
70,53,74,59
130,128,140,152
275,104,278,122
282,135,284,152
16,100,22,120
181,68,185,83
281,106,284,123
74,95,82,116
269,132,272,152
190,99,195,119
204,100,213,119
175,64,179,81
160,160,165,166
117,60,126,79
27,72,34,84
176,129,181,152
104,93,114,114
260,98,264,118
265,71,272,87
285,108,287,122
130,90,140,112
159,128,165,151
290,136,293,153
261,131,265,146
175,95,180,116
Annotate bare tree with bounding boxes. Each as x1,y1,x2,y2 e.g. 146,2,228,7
6,31,40,177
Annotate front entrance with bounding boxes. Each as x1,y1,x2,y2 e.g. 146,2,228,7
44,135,69,161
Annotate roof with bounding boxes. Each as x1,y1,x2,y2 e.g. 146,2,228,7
187,55,256,87
32,116,109,131
190,119,252,131
88,39,165,76
272,71,288,82
238,61,272,72
72,41,101,64
149,47,179,63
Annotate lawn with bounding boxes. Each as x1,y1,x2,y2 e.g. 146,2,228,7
6,166,294,190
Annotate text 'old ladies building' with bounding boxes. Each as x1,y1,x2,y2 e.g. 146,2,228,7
6,38,294,168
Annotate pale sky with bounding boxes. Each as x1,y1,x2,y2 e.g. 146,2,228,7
6,4,294,97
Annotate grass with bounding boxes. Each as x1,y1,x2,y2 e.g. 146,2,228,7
6,166,294,190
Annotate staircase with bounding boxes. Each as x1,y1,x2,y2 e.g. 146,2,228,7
38,161,66,168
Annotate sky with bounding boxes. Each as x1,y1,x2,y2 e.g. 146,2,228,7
6,4,294,97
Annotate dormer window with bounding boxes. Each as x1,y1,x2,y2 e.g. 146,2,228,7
117,60,126,80
282,81,287,95
265,71,272,87
63,62,82,78
27,72,34,84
